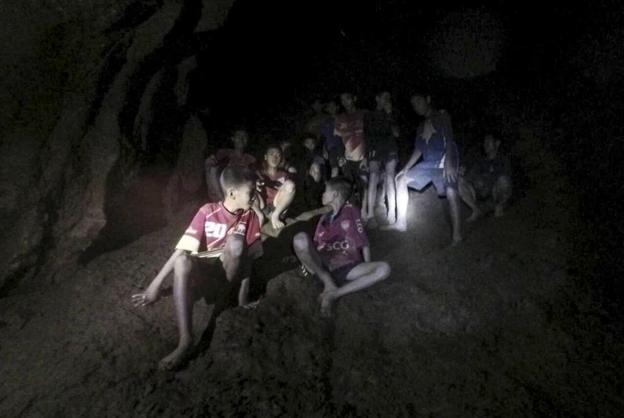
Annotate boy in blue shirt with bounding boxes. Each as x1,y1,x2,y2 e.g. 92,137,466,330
383,94,462,245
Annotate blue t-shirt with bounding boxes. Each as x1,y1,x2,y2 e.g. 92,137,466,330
413,111,457,169
319,116,343,150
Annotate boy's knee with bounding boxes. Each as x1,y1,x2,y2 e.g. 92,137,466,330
282,179,296,194
377,262,391,279
446,186,458,198
293,232,311,252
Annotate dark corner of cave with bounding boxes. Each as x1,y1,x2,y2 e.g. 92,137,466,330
1,0,623,416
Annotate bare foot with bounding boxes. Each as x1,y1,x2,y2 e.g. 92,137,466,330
319,290,338,317
467,209,483,223
158,340,193,371
271,214,285,230
494,205,504,218
380,221,407,232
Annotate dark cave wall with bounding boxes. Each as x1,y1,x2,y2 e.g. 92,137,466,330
0,0,234,293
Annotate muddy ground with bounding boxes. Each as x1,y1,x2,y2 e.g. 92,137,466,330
1,180,623,417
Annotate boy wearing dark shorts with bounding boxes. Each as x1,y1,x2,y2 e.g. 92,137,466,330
319,100,344,178
384,94,462,245
459,134,512,220
132,167,262,370
293,177,390,317
364,91,400,226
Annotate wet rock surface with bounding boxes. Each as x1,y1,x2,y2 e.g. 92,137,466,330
1,185,622,417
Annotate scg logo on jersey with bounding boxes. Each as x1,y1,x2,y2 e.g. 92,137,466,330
317,240,351,251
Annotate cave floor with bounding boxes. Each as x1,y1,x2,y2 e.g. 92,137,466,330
1,188,623,417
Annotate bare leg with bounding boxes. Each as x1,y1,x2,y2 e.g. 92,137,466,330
384,159,397,224
377,172,387,210
367,161,380,221
159,253,195,370
458,177,482,222
251,194,265,227
292,232,337,293
382,173,408,231
271,179,296,229
492,175,512,217
320,261,391,316
221,234,244,283
360,186,368,220
446,186,463,245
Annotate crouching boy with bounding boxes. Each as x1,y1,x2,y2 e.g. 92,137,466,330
293,177,391,317
132,166,262,370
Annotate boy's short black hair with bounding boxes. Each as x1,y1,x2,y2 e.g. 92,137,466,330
220,166,256,194
325,177,352,201
264,143,282,154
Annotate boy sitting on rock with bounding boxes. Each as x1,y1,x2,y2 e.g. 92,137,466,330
293,177,390,317
132,166,262,370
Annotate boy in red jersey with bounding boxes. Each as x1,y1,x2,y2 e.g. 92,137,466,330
293,177,391,317
257,144,296,230
132,166,262,370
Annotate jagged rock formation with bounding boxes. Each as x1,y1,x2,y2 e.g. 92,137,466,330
0,0,234,293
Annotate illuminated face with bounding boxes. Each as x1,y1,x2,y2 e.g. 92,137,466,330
309,162,322,182
340,93,355,111
231,130,248,150
410,95,429,116
264,147,283,169
303,137,316,151
232,182,255,210
322,185,337,206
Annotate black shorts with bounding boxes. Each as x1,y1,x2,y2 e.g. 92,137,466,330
329,263,359,287
188,253,253,300
189,256,228,300
368,144,398,165
310,262,359,287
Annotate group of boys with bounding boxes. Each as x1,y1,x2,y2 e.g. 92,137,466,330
132,91,512,370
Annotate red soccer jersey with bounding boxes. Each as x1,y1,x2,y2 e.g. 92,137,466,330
313,202,368,271
175,202,262,253
215,148,256,168
334,110,367,162
259,169,289,206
